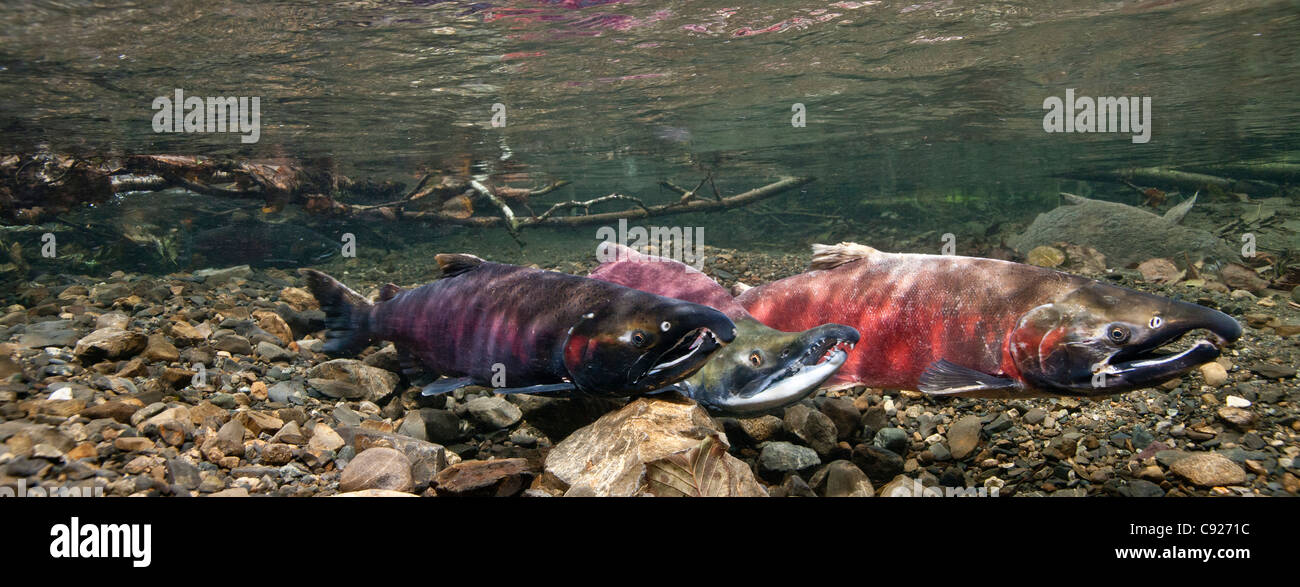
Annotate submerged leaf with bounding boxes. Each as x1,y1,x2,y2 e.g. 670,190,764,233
643,434,734,497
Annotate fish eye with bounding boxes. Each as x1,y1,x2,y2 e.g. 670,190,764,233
1149,316,1163,329
631,330,649,347
748,351,763,367
1107,324,1131,344
660,321,671,332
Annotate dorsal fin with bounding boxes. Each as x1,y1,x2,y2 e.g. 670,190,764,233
809,242,881,271
435,253,486,278
1162,191,1197,224
378,283,405,301
595,241,700,273
595,241,648,264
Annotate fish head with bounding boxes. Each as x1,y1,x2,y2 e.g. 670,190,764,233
562,299,737,395
682,320,859,415
1008,281,1242,395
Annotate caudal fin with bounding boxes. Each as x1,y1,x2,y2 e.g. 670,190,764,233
299,269,375,356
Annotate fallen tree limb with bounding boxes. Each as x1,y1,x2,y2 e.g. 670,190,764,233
1060,167,1277,196
402,176,814,228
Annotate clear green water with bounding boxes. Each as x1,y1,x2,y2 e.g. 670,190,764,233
1,0,1299,267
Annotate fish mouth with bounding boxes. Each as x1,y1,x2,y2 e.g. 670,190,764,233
640,327,722,384
712,327,859,415
1094,322,1238,391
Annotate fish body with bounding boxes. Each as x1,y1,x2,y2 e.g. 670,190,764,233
736,242,1242,398
589,243,859,414
301,253,736,397
1010,192,1238,267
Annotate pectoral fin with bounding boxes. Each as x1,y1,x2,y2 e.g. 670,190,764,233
420,377,474,396
919,360,1021,397
487,383,576,395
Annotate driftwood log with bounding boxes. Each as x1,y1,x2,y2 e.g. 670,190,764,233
1,152,815,237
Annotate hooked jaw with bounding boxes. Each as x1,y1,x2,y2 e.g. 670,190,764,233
699,323,860,415
637,310,737,390
1086,303,1242,392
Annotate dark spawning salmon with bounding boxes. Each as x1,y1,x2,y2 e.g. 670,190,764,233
301,253,737,397
736,242,1242,398
589,243,859,414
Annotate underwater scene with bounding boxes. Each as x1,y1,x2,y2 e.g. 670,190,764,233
1,0,1298,499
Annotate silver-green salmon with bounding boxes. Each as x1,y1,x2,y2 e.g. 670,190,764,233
589,243,859,414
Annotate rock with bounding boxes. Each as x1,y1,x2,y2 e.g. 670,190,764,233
168,321,206,346
251,310,293,345
166,457,201,490
405,408,462,444
873,427,909,454
947,415,982,460
335,427,453,477
1137,258,1184,284
338,447,413,492
851,445,904,482
732,415,784,444
1169,453,1247,487
544,396,755,497
1225,395,1252,408
1250,363,1295,379
268,380,307,405
464,396,523,430
18,320,79,348
433,458,535,496
817,397,860,441
1125,479,1166,497
1024,407,1047,425
809,460,874,497
783,404,838,456
73,328,147,362
1200,362,1228,387
758,442,821,477
1044,433,1080,460
196,265,252,284
278,286,318,310
306,359,398,402
113,436,155,452
234,410,283,435
1216,406,1256,429
1219,263,1269,293
142,334,180,363
208,488,250,497
255,341,295,363
270,420,305,445
1027,245,1065,268
332,489,418,497
213,420,246,456
212,334,252,355
308,423,345,452
983,412,1013,433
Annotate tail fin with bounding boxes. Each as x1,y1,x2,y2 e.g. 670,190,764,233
299,268,375,356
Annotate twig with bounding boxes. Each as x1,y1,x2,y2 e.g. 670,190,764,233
534,194,650,221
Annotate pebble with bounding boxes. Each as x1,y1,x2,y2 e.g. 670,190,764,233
1170,452,1247,487
784,404,838,456
872,427,909,454
758,442,821,475
1200,362,1228,387
307,423,345,452
946,415,982,460
338,447,413,493
851,444,904,482
464,396,523,430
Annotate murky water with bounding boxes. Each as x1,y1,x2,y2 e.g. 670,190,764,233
3,0,1297,217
